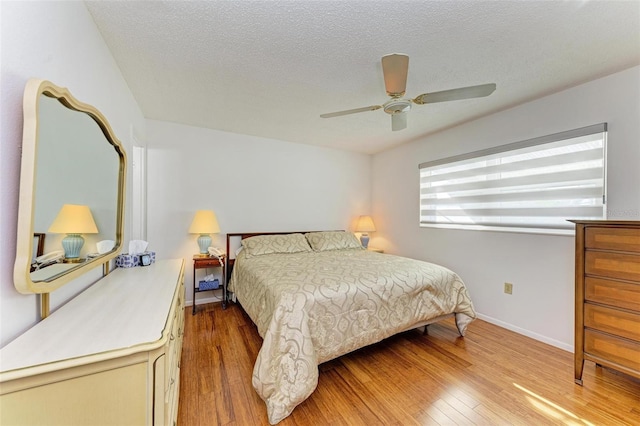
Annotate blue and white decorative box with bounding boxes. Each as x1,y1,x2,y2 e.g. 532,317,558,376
198,278,219,291
115,251,156,268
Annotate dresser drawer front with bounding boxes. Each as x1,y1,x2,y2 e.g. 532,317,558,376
585,304,640,342
584,330,640,372
586,227,640,253
585,251,640,282
585,277,640,312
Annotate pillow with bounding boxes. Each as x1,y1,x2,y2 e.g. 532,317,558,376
305,231,363,252
241,233,312,257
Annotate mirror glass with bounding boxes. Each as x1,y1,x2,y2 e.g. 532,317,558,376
14,80,126,293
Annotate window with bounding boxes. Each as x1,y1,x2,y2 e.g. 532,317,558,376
419,123,607,235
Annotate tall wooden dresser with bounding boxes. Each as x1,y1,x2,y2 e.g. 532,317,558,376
571,220,640,385
0,259,185,425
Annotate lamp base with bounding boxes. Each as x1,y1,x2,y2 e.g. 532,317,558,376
360,233,370,249
197,234,212,254
62,233,84,259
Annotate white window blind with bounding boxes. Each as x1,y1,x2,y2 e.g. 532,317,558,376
419,124,607,235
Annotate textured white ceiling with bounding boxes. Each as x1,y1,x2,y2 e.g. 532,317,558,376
85,1,640,154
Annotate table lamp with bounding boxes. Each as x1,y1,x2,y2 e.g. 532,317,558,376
189,210,220,255
355,215,376,248
48,204,99,261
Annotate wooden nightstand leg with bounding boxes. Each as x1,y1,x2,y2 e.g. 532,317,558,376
222,263,227,309
192,263,197,315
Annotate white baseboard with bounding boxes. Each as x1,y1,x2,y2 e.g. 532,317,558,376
476,313,574,353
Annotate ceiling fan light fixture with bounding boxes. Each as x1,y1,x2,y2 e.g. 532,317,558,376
383,98,411,115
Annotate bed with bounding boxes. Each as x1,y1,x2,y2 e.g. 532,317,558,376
226,231,476,424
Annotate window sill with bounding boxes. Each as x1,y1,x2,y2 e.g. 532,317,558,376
419,223,575,236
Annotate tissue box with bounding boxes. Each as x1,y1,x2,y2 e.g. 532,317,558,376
198,279,219,291
115,251,156,268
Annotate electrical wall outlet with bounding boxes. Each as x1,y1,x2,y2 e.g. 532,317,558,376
504,282,513,295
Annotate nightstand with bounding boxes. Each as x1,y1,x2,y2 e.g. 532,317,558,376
193,255,226,314
368,247,384,253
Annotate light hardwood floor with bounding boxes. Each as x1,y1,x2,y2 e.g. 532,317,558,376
178,302,640,425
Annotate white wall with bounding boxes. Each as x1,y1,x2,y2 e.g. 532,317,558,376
371,66,640,351
0,1,145,347
146,120,372,307
3,3,635,354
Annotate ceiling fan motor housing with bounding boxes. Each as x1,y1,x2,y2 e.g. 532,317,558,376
383,98,411,115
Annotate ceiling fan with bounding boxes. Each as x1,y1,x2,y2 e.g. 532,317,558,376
320,54,496,131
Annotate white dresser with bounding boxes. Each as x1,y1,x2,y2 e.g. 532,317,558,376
0,259,185,426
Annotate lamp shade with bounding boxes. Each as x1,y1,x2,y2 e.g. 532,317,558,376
355,215,376,233
189,210,220,234
48,204,99,234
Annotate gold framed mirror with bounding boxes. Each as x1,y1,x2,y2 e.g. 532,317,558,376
13,79,126,295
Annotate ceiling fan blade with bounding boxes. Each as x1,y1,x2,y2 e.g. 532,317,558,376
391,112,407,131
413,83,496,105
382,54,409,97
320,105,382,118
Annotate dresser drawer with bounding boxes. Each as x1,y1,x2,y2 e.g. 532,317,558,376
585,251,640,282
585,277,640,312
584,330,640,372
585,304,640,342
586,227,640,253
